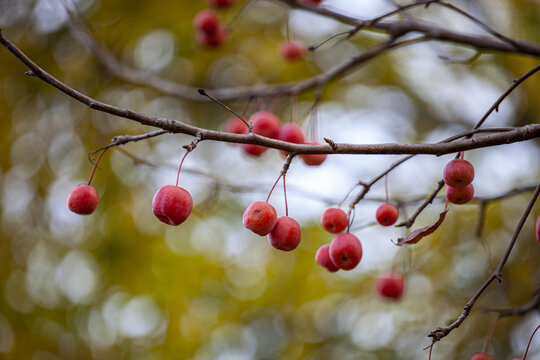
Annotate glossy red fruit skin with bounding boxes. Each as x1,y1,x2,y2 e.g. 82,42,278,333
446,183,474,204
224,117,248,134
535,215,540,242
251,111,281,139
278,40,307,60
195,26,227,48
443,159,475,189
243,201,277,236
207,0,235,8
329,233,362,270
152,185,193,226
376,204,399,226
301,141,327,166
469,352,494,360
193,10,220,34
315,244,339,272
268,216,301,251
320,207,348,233
278,124,305,157
241,143,268,157
68,185,98,215
376,272,406,300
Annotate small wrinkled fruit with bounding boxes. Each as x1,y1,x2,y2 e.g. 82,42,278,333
320,207,348,233
268,216,301,251
152,185,193,226
329,233,362,270
243,201,277,236
68,184,98,215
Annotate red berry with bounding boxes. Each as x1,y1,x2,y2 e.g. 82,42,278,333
67,184,99,215
301,141,327,166
329,233,362,270
243,201,277,236
315,244,339,272
195,26,227,48
152,185,193,226
250,111,281,139
376,272,406,300
446,183,474,204
193,10,220,34
469,352,494,360
376,204,399,226
224,117,248,134
320,207,348,233
207,0,235,8
278,40,307,60
241,111,281,157
278,124,305,157
535,215,540,242
268,216,301,251
443,159,475,188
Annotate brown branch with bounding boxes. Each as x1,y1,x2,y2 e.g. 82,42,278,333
482,291,540,318
428,184,540,343
1,31,539,156
90,129,169,155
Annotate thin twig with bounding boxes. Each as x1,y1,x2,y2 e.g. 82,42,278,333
428,184,540,343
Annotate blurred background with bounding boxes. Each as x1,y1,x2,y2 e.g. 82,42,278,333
1,0,540,359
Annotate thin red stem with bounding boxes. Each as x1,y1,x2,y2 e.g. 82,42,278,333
176,150,190,187
428,341,434,360
459,151,464,159
283,175,288,217
266,174,283,203
522,324,540,360
483,316,499,353
87,148,107,186
385,174,389,204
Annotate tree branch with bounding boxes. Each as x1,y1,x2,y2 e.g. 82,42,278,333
428,184,540,343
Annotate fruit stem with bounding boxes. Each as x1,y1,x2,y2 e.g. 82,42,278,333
87,148,108,186
522,323,540,360
283,175,288,217
385,174,389,204
428,340,434,360
266,173,283,203
176,149,190,187
459,151,464,159
483,316,499,353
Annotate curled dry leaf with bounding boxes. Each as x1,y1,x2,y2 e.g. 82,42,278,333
396,208,449,246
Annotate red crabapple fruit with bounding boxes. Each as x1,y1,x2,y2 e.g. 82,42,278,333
193,10,220,34
376,204,399,226
241,111,282,157
195,26,227,48
329,233,362,270
301,141,327,166
224,117,248,134
152,185,193,226
243,201,277,236
469,353,494,360
315,244,339,272
278,40,307,60
443,159,474,188
268,216,301,251
68,184,99,215
446,183,474,204
278,124,305,157
320,207,348,233
207,0,235,8
376,272,406,300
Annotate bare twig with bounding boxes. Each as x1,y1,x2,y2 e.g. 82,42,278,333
428,184,540,343
90,129,169,155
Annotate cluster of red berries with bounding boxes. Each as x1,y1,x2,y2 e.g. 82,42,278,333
225,111,327,165
444,157,475,205
193,0,235,48
243,201,301,251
